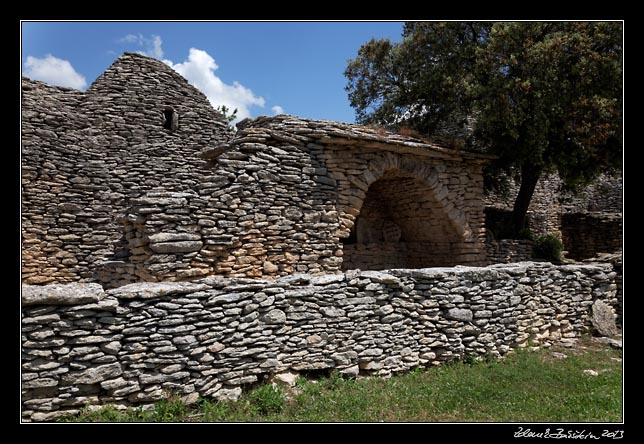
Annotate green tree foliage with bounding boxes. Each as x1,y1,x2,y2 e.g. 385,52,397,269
532,234,565,263
345,22,622,234
216,105,238,124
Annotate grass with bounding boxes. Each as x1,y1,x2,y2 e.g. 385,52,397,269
59,337,622,423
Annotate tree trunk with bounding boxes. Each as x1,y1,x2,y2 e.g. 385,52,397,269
512,165,542,235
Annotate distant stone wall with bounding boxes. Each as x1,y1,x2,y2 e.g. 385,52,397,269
21,53,231,285
484,173,622,262
560,174,623,213
484,174,564,238
22,262,617,421
561,213,623,260
484,172,623,239
486,239,533,264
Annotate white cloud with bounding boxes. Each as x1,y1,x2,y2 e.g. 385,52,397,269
118,35,272,123
165,48,265,123
120,34,140,43
119,34,164,59
23,55,87,90
147,36,164,59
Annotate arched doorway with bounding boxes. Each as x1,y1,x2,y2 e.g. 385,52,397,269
341,170,462,270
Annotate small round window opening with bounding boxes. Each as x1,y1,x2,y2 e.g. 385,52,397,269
163,107,179,132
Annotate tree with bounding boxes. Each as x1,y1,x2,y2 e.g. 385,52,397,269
215,105,238,125
345,22,622,235
346,22,491,136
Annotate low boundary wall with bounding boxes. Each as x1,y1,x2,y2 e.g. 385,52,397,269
22,262,618,421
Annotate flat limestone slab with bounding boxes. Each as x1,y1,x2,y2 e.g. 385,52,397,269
22,283,105,306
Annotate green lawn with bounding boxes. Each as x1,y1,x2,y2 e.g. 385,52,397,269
60,337,622,423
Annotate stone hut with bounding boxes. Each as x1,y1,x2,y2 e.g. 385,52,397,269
22,53,232,285
22,52,491,286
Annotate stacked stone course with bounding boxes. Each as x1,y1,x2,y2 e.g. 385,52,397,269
22,53,231,285
22,262,617,421
23,53,492,284
486,239,533,264
21,52,623,423
484,173,622,261
562,213,623,260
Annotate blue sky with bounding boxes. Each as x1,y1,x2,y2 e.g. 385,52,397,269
21,21,404,123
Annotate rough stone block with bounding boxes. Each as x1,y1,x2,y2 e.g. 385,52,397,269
22,283,104,306
445,308,473,322
591,300,618,337
149,241,203,254
61,363,122,384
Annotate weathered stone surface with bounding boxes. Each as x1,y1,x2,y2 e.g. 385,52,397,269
107,282,209,299
100,377,128,390
100,341,122,354
22,283,104,306
320,306,345,317
62,363,122,384
331,351,358,365
592,336,622,349
271,371,299,387
22,378,58,388
181,392,200,405
309,274,344,286
445,308,473,322
21,262,618,421
339,365,360,377
32,411,78,422
419,351,436,361
149,241,203,254
358,270,400,284
262,309,286,324
262,261,279,274
213,387,242,402
173,335,197,346
147,233,201,243
591,300,618,337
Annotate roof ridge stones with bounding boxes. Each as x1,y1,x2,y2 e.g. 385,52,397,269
228,115,494,161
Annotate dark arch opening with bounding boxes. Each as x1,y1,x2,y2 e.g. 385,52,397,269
341,171,461,270
163,107,178,131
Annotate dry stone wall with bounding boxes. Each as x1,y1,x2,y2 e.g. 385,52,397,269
484,173,622,238
584,254,622,327
561,213,623,261
484,173,622,261
22,261,617,421
486,239,533,264
559,174,623,214
22,53,231,285
111,116,491,283
485,174,565,237
23,53,490,285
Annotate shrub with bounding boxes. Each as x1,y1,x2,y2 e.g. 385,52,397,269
517,228,534,241
532,234,564,262
153,398,187,422
249,384,285,415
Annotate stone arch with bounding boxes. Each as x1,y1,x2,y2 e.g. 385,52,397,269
337,153,475,271
337,153,472,241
